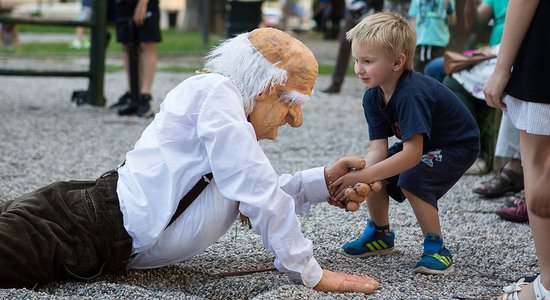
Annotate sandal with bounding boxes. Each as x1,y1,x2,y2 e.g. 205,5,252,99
465,158,488,175
472,168,524,198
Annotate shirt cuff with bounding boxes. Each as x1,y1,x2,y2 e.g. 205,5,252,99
301,256,324,288
301,167,330,204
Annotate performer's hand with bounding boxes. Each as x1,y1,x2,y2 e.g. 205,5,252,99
343,182,383,212
313,269,379,294
324,156,366,195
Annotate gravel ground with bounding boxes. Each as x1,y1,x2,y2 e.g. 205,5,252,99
0,35,538,299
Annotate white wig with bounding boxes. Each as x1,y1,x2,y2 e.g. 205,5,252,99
203,32,288,115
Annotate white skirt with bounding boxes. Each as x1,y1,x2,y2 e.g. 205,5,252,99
503,95,550,136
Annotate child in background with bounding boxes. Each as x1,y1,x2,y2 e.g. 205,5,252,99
71,0,92,49
329,12,479,275
408,0,456,73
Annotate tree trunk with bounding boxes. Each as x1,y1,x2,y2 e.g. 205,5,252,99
182,0,201,31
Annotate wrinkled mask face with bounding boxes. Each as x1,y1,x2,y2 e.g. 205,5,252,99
247,28,318,140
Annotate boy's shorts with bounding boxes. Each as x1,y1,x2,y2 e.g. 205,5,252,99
115,0,161,44
385,141,479,209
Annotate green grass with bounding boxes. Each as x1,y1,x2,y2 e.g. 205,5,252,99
2,26,221,55
3,26,348,75
18,24,75,34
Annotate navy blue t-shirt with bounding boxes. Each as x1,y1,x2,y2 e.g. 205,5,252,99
363,71,479,152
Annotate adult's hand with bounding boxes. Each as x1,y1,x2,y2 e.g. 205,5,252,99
313,269,379,294
483,68,510,109
133,0,149,26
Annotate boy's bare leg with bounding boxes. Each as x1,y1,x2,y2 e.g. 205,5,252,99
365,187,390,226
402,189,442,237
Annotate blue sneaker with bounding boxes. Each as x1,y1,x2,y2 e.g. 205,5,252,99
341,220,395,258
414,233,453,275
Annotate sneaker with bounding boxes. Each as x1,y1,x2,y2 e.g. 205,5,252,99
496,198,528,223
136,94,155,118
414,233,453,275
110,92,131,109
341,219,395,258
70,39,82,49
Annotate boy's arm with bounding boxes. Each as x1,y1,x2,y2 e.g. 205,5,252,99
364,138,389,168
364,134,423,183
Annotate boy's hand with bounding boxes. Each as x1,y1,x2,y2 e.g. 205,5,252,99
313,269,379,294
324,156,366,194
329,170,367,202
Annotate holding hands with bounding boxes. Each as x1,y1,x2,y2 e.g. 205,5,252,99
324,156,384,212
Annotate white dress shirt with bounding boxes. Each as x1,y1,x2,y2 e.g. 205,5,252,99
116,73,329,287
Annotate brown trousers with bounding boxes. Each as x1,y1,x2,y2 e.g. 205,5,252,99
0,171,132,288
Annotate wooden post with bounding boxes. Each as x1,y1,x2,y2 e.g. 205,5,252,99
87,0,107,106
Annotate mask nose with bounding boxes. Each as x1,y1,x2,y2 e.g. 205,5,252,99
286,105,303,127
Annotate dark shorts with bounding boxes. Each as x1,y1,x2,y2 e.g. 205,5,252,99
0,171,132,288
115,0,161,43
385,141,479,209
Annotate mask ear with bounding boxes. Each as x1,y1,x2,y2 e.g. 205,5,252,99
393,53,406,71
255,83,273,102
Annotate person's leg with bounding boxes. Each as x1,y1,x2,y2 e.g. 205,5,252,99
506,131,550,299
404,189,453,275
139,42,157,95
365,186,390,228
403,189,441,237
322,13,356,93
341,188,394,257
0,180,99,287
0,174,132,288
122,43,131,91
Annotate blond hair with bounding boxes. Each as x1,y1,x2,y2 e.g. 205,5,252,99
346,12,416,71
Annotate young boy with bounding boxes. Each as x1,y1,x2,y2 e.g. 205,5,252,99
329,12,480,275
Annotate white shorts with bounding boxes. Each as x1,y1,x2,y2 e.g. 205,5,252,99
503,95,550,136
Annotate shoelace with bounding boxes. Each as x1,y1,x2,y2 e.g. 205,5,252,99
502,278,529,300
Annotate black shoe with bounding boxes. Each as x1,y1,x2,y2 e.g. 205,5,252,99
117,102,138,116
136,94,154,118
110,91,131,109
321,85,341,94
